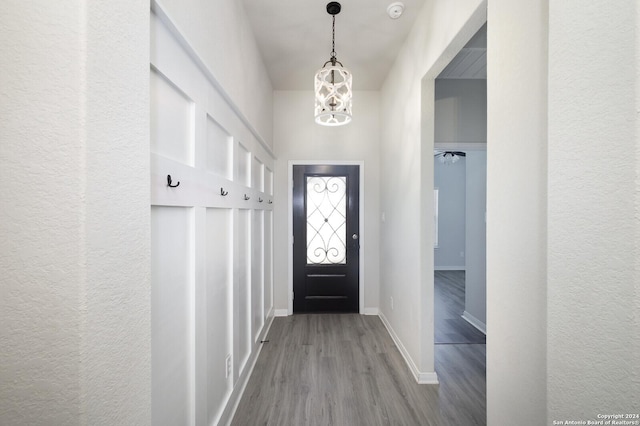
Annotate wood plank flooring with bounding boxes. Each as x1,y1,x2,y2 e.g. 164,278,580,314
231,314,485,426
435,271,486,344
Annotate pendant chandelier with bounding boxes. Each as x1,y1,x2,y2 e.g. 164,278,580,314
314,2,352,126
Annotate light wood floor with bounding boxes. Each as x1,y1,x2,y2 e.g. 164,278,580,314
231,314,485,426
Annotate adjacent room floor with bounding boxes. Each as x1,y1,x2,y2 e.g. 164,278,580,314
435,270,486,344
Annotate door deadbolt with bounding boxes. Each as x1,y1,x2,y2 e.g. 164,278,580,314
352,234,359,240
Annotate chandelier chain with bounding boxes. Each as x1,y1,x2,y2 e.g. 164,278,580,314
331,15,336,58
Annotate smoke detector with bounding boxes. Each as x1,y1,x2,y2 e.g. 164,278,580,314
387,2,405,19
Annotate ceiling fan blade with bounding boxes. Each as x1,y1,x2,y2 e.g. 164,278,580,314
435,150,466,156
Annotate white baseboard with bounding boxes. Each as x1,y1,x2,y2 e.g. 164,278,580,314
220,313,275,426
275,308,379,316
265,306,274,320
434,266,466,271
462,310,486,334
378,313,439,385
417,372,439,384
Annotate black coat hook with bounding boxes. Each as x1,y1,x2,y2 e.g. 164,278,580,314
167,174,180,188
268,200,273,205
243,194,250,201
220,187,228,196
258,198,263,203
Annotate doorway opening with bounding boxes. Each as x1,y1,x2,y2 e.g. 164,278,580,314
432,22,487,341
432,24,487,378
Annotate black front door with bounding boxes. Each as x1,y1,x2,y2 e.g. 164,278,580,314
293,165,360,313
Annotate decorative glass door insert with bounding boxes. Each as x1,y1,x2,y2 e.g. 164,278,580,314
306,176,347,265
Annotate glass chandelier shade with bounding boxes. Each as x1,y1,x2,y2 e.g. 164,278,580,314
315,2,352,126
439,152,461,164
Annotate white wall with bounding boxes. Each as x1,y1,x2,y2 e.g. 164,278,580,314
487,1,548,423
379,0,486,379
464,151,487,328
272,91,381,313
434,158,467,269
546,0,640,420
435,79,487,144
1,1,150,424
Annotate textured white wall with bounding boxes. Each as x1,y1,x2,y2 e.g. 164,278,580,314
272,90,381,313
83,2,151,423
489,0,640,422
379,0,486,374
547,0,640,420
158,0,273,147
1,1,150,425
1,2,84,423
487,0,548,423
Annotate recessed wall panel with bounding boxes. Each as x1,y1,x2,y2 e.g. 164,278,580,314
252,210,264,340
205,208,233,424
151,206,193,426
235,210,251,373
264,210,272,319
252,157,263,191
206,117,232,179
265,167,273,196
150,70,193,165
236,144,250,186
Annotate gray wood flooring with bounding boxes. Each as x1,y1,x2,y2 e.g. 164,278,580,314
435,271,486,344
231,314,485,426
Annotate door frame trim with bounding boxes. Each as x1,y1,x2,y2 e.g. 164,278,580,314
287,160,365,315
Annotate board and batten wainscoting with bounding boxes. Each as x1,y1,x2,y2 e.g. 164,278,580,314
150,4,275,425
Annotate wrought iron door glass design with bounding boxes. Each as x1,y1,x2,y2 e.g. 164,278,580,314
306,176,347,264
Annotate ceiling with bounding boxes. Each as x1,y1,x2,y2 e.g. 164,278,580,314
241,0,428,90
241,0,487,91
437,23,486,80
